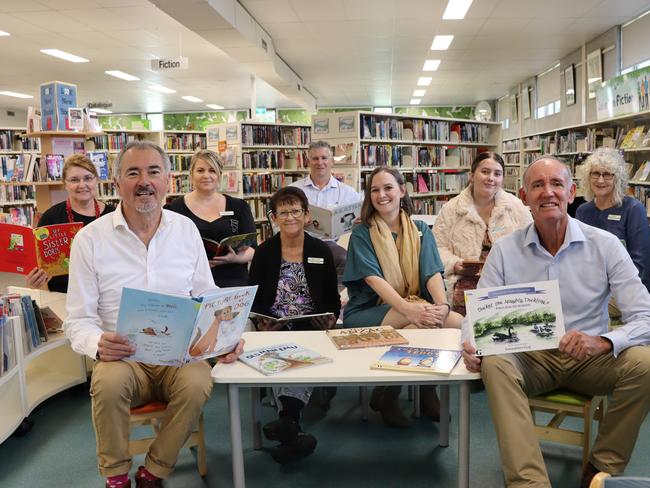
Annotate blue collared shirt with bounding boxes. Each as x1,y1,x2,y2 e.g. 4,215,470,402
290,175,361,208
463,217,650,356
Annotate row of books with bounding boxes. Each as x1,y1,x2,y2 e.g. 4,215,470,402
504,153,520,165
404,172,469,194
412,197,449,215
89,133,150,152
242,173,302,195
503,139,520,151
164,133,206,152
0,129,19,152
241,149,308,170
632,186,650,217
631,161,650,181
0,206,35,226
360,144,479,168
0,184,35,203
169,154,192,172
360,115,491,144
0,313,15,377
241,125,311,147
1,151,109,183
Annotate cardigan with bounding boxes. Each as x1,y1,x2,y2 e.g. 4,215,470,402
248,232,341,329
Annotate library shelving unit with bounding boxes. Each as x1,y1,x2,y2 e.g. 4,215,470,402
162,130,207,199
502,137,521,192
0,287,86,445
206,121,311,239
311,110,502,215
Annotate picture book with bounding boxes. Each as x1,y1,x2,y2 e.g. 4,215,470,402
116,285,257,367
238,342,332,375
305,200,362,240
464,280,566,357
88,151,109,180
326,326,408,350
632,161,650,182
39,306,63,332
202,232,257,259
371,346,461,375
0,222,83,277
249,312,334,327
45,154,64,181
620,126,645,149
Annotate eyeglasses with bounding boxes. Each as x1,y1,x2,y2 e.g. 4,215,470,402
589,171,614,181
65,175,97,184
275,208,305,220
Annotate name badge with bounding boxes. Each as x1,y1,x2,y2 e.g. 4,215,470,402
308,257,324,264
418,231,423,237
607,214,621,221
220,211,234,216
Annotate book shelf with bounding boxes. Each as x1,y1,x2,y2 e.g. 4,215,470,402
311,111,502,215
0,287,86,445
206,121,311,240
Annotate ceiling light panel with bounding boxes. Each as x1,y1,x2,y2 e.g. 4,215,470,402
423,60,441,71
431,35,454,50
182,96,203,103
148,83,176,94
0,91,33,99
417,77,432,86
40,49,89,63
206,104,224,110
0,30,10,36
105,70,139,81
413,90,426,97
410,99,421,105
442,0,473,20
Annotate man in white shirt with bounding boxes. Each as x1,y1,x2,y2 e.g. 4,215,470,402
64,141,242,488
290,140,361,271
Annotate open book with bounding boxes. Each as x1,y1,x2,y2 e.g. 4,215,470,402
116,285,257,367
371,346,461,375
0,222,83,276
305,201,362,240
202,232,257,259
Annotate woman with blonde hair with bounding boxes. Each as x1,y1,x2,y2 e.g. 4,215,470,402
166,149,256,287
26,153,115,292
576,147,650,290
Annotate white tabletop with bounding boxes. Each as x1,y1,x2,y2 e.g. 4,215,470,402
211,328,480,384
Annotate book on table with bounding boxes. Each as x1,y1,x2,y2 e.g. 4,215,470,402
371,346,461,375
326,325,408,350
202,232,257,259
115,285,257,367
0,222,83,276
464,280,566,357
238,342,332,375
248,311,334,327
305,200,362,240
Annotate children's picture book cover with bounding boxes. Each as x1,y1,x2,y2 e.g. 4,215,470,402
239,342,332,375
465,280,566,357
326,325,408,350
202,232,257,259
116,285,257,367
88,151,110,180
0,222,83,276
45,154,64,180
305,201,362,240
371,346,461,375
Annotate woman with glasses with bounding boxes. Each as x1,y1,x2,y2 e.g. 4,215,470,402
248,186,340,464
166,149,256,287
576,147,650,291
26,154,115,293
343,167,461,428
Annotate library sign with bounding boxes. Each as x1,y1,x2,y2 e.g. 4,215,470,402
151,56,189,71
596,66,650,120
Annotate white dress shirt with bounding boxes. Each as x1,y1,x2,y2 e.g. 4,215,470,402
64,204,216,359
290,175,361,208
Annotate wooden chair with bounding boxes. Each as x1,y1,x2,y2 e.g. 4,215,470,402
129,401,207,476
528,389,607,467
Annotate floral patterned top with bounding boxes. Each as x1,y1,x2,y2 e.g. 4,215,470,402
270,260,315,329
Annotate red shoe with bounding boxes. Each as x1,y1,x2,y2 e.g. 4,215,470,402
135,466,163,488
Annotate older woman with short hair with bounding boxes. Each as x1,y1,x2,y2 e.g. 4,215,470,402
576,147,650,291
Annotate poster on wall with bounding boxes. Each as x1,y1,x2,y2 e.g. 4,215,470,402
595,65,649,120
564,65,576,106
522,88,531,120
587,49,603,100
510,94,518,123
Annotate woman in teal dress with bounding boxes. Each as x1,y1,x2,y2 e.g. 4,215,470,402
343,166,461,427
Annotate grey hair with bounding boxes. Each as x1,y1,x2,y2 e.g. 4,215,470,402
581,147,628,206
308,140,333,157
522,155,573,190
113,140,171,179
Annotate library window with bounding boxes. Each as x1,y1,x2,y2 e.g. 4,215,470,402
536,100,560,119
622,58,650,75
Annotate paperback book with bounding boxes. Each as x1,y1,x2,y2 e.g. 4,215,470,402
115,285,257,367
0,222,83,277
88,151,110,180
371,346,461,375
239,342,332,375
464,280,565,356
45,154,64,180
305,201,362,240
326,325,408,350
202,232,257,259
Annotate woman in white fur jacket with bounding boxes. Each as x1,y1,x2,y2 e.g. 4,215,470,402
433,152,531,315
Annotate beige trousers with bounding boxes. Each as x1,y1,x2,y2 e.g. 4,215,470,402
90,360,213,478
481,346,650,488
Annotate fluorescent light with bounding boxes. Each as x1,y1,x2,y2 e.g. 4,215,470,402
40,48,89,63
413,89,426,97
148,83,176,94
0,91,33,99
442,0,473,19
105,70,139,81
0,30,10,37
422,60,441,71
206,104,224,110
417,77,432,86
410,99,422,105
373,107,393,114
182,95,203,103
431,35,454,50
90,108,112,114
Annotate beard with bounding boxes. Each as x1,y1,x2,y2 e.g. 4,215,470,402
135,200,159,213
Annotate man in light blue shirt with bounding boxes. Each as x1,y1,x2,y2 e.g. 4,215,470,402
462,157,650,488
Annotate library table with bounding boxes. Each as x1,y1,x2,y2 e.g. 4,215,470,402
212,328,481,488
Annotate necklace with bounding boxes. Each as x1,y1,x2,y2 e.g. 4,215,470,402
66,198,100,223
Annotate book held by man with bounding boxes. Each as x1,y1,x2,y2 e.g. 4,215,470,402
0,222,83,277
202,232,257,259
371,346,461,375
326,325,408,350
238,342,332,375
464,280,565,357
115,285,257,367
305,201,362,240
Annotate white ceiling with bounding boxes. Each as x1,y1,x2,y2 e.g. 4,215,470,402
0,0,649,114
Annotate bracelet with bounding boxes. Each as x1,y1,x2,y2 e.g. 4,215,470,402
438,302,451,314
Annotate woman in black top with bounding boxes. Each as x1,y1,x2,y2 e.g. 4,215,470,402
165,149,256,287
26,154,115,293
